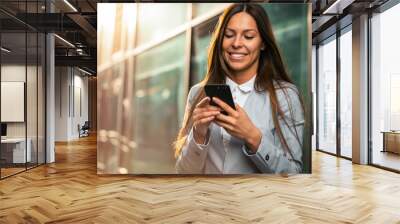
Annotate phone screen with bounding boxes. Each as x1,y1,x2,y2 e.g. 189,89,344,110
204,84,236,115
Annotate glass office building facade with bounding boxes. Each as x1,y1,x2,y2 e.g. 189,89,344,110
0,1,46,179
97,3,311,174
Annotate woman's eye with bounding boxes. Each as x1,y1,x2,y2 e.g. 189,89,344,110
244,36,255,40
225,32,235,38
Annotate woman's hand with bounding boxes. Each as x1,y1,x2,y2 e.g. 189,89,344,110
192,97,221,144
213,97,262,153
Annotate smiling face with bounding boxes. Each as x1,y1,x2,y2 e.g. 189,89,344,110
222,12,264,78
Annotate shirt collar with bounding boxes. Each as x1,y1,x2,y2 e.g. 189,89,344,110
226,75,256,93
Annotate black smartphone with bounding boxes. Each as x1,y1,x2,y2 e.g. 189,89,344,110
204,84,236,115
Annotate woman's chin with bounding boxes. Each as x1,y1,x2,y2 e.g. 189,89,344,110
227,64,248,73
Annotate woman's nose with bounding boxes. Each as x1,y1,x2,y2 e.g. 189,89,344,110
232,36,243,48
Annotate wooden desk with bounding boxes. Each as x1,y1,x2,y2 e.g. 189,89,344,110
382,131,400,154
1,138,31,163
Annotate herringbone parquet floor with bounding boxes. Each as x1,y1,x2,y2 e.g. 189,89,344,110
1,135,400,223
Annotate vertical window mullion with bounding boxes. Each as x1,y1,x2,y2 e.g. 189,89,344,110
25,0,28,171
337,29,341,157
316,44,319,151
367,11,372,165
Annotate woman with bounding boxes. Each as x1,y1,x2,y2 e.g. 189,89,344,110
174,3,304,174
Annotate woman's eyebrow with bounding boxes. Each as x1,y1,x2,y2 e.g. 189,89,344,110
243,29,258,33
225,28,258,33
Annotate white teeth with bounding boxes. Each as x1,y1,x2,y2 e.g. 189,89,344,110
230,53,245,59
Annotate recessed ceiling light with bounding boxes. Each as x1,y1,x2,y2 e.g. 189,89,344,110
322,0,354,15
1,47,11,53
78,67,93,76
54,34,75,48
63,0,78,12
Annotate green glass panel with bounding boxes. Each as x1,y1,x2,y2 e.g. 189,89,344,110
190,4,312,172
263,4,311,172
137,3,188,46
192,3,230,18
190,17,219,86
133,34,186,173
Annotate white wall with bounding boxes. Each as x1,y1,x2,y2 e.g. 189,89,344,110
1,82,25,122
72,73,89,138
1,64,45,163
55,67,69,141
46,33,55,163
54,67,89,141
1,65,35,138
1,65,26,133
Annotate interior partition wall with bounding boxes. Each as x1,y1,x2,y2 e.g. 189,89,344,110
0,1,46,179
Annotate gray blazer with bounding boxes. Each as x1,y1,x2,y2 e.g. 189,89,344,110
176,82,304,174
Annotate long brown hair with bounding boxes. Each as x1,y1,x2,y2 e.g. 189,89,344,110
174,3,304,158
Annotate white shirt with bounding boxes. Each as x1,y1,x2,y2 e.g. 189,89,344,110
225,75,256,108
221,75,256,149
